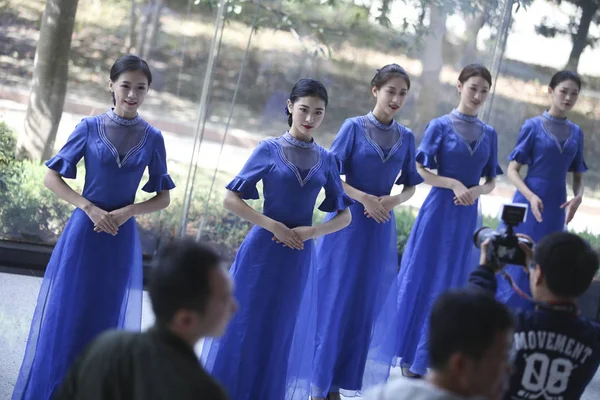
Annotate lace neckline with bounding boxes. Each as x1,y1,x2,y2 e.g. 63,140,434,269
542,110,568,125
366,111,395,131
450,109,479,123
283,131,315,149
107,108,142,126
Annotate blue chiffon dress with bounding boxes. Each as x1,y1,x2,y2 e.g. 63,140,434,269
496,111,588,310
310,112,423,398
200,132,354,400
364,110,502,383
12,110,175,400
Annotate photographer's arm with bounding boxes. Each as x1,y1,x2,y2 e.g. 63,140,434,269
466,240,500,294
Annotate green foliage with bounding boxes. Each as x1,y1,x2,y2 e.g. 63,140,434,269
0,123,72,242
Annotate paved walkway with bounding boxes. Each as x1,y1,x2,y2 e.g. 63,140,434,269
1,272,599,399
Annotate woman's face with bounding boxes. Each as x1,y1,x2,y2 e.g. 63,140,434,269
457,76,490,114
287,96,326,138
549,79,580,114
109,69,149,118
372,76,409,119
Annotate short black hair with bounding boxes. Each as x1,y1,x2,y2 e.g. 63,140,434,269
549,70,581,90
149,238,221,325
109,54,153,105
458,63,492,87
371,64,411,90
534,232,599,298
429,290,513,370
285,78,328,127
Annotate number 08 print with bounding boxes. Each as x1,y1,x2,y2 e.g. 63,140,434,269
519,353,573,399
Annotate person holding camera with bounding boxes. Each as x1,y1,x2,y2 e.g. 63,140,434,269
470,231,600,399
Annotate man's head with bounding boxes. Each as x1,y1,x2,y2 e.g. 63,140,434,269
149,238,237,344
529,232,599,300
429,290,514,400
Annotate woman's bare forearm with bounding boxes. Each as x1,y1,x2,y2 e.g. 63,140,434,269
223,190,277,232
313,208,351,238
43,170,93,212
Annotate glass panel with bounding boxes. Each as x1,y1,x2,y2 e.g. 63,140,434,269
2,0,599,263
0,0,223,257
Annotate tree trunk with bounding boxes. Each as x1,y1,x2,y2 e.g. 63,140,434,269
142,0,163,60
137,1,151,58
126,0,137,52
461,11,486,65
18,0,80,161
565,3,598,72
415,5,447,138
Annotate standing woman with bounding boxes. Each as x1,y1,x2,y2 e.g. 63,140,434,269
201,78,354,400
496,70,587,310
310,64,423,400
369,64,502,381
13,54,175,400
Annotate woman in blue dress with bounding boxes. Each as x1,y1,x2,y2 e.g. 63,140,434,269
366,64,503,382
310,64,423,400
200,78,354,400
12,55,175,400
496,70,587,311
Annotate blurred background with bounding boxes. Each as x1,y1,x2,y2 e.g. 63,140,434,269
1,0,600,397
0,0,599,265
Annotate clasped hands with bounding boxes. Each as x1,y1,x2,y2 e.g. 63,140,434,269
452,182,482,206
85,204,133,236
362,194,397,223
270,221,315,250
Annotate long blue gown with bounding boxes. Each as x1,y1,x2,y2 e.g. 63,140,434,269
496,111,588,310
364,110,502,382
12,110,175,400
310,112,423,398
200,132,354,400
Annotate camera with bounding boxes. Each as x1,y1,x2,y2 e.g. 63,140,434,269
473,203,533,266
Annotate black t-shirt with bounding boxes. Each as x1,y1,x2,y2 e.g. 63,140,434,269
55,327,229,400
468,266,600,400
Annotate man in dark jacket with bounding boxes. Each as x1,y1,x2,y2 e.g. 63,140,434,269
469,231,600,400
56,238,238,400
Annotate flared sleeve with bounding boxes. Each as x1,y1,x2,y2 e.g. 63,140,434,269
395,129,424,186
569,126,588,173
329,119,357,174
318,151,355,212
507,120,536,166
44,119,89,179
481,127,503,178
142,130,176,193
415,119,443,169
225,140,273,200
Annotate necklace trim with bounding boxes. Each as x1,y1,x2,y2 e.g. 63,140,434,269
542,110,568,125
107,108,141,126
283,131,314,149
450,109,478,123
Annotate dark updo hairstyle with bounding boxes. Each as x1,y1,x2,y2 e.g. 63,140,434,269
549,70,581,90
371,63,411,90
109,54,153,105
285,78,328,127
458,64,492,87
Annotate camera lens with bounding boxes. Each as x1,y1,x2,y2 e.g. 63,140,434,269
473,227,494,249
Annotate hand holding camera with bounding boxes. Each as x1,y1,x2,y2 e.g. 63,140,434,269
474,203,535,271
